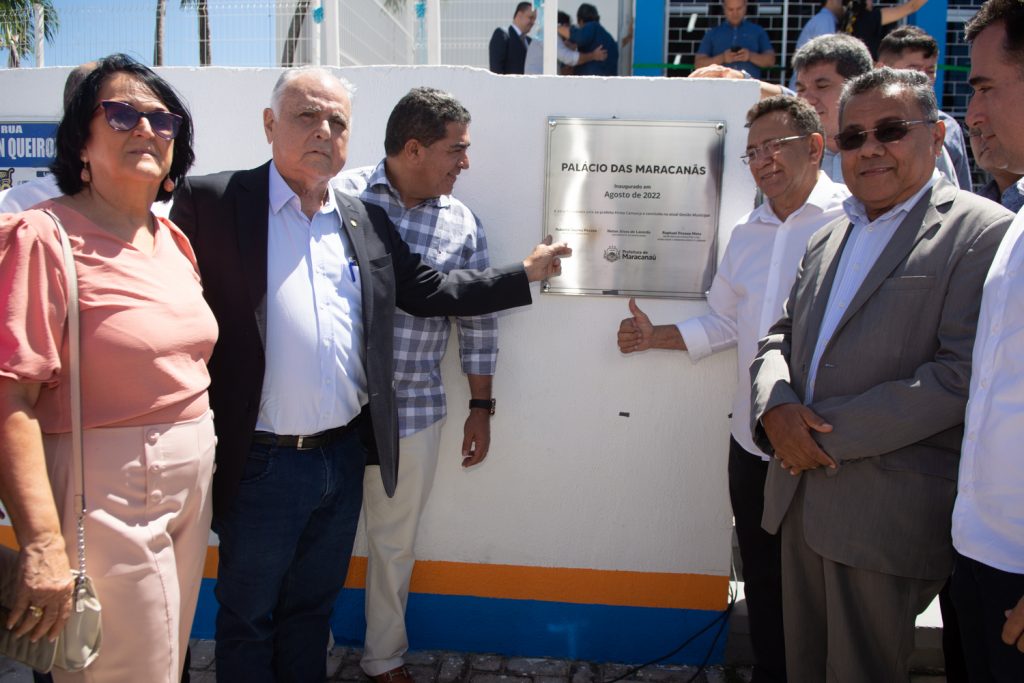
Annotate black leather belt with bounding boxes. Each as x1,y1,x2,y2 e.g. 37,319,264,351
252,422,356,450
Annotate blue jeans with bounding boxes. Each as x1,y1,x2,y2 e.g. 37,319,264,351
212,429,365,683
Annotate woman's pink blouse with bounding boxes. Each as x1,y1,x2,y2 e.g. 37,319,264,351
0,202,218,433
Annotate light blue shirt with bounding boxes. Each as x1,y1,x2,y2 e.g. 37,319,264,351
796,8,836,51
805,171,939,402
258,161,367,435
697,19,773,79
789,9,837,89
821,149,844,183
979,176,1024,214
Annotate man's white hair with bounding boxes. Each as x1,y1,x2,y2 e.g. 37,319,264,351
269,66,355,114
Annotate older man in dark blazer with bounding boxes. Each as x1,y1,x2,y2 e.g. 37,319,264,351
749,68,1013,680
169,67,567,683
488,2,536,74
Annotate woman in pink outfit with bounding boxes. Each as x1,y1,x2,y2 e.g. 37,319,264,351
0,54,217,682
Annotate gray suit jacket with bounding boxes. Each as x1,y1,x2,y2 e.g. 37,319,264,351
749,179,1013,580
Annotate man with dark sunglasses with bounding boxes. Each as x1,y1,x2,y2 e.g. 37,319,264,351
617,95,847,683
749,67,1013,680
950,0,1024,678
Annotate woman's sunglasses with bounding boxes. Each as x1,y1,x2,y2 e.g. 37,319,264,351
834,119,935,152
94,100,183,141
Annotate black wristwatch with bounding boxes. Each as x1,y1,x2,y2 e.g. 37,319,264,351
469,398,496,415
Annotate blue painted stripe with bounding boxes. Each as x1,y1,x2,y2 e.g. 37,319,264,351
192,582,730,664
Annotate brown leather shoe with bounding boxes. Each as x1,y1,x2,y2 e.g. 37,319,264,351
371,665,414,683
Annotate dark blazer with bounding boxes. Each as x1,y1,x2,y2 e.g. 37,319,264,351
489,25,529,74
170,162,532,517
749,179,1013,580
568,21,618,76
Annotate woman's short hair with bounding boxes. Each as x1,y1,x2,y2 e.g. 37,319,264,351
51,53,195,202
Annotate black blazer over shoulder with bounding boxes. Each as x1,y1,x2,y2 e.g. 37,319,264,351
170,162,532,517
489,24,529,74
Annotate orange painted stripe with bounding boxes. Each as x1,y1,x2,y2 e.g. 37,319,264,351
3,530,726,612
395,558,728,611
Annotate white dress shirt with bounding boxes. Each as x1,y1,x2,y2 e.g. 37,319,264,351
257,162,367,435
0,173,171,217
806,171,938,402
677,172,850,458
0,174,60,212
952,206,1024,574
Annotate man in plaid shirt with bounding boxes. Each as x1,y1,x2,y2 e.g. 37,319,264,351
334,87,496,683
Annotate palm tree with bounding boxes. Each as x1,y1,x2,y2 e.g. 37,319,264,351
154,0,166,65
155,0,210,67
281,0,311,67
0,0,58,68
280,0,409,67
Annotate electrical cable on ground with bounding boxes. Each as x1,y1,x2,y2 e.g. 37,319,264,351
602,563,739,682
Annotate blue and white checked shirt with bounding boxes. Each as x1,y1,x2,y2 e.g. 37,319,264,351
335,161,498,437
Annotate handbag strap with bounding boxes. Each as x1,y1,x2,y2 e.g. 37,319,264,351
42,209,87,584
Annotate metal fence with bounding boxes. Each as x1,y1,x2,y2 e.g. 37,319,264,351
0,1,414,69
434,0,512,69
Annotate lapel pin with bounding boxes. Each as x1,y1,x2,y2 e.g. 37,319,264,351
350,219,358,228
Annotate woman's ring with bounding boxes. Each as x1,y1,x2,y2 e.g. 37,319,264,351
27,605,43,618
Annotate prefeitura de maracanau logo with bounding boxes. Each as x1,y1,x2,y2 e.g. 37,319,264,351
604,245,656,262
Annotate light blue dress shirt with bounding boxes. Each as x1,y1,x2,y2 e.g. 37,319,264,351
806,172,939,402
821,149,843,184
796,8,837,51
258,162,367,435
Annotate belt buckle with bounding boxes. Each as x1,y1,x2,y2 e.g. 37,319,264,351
296,435,305,449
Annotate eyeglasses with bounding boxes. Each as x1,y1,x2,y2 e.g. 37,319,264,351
94,100,183,141
834,119,935,152
740,134,810,165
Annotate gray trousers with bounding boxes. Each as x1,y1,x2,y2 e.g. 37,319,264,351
779,479,945,682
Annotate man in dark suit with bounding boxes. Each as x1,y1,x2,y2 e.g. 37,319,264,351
488,2,536,74
749,68,1013,680
169,67,567,683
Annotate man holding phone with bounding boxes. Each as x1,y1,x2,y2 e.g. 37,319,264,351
695,0,776,79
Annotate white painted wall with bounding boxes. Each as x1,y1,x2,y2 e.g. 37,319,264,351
0,65,759,578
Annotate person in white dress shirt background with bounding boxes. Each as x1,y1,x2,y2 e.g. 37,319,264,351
617,95,848,683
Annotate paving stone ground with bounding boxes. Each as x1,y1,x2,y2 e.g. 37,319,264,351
0,640,947,682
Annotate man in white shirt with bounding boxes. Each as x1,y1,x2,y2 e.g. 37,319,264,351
335,88,499,683
618,95,848,683
950,0,1024,677
749,67,1011,680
